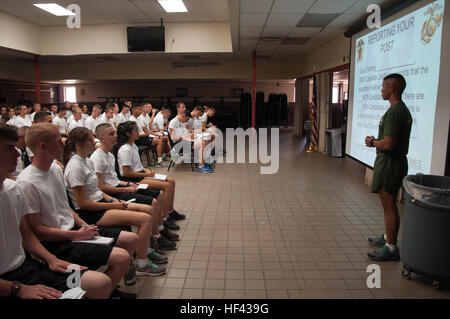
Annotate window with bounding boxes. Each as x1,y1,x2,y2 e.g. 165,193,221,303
332,86,339,104
64,86,77,102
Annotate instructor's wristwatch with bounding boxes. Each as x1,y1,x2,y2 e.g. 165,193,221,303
369,138,375,147
10,281,21,298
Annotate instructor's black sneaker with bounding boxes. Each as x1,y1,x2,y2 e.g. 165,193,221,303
157,236,177,250
169,210,186,221
164,218,180,230
367,245,400,262
161,228,179,242
368,234,386,247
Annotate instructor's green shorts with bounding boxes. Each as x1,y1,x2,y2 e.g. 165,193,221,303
371,153,408,196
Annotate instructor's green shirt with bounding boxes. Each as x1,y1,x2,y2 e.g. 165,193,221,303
372,102,413,195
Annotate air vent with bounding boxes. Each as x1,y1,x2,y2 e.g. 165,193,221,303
182,55,202,60
282,37,310,45
96,56,119,61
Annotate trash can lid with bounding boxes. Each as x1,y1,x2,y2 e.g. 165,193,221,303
403,174,450,210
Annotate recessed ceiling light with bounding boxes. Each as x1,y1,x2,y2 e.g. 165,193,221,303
157,0,188,13
33,3,75,16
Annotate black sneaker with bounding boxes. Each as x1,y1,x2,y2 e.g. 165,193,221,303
109,288,137,299
157,236,177,250
164,218,180,230
169,210,186,221
367,245,400,262
368,234,386,247
150,236,163,254
160,228,179,242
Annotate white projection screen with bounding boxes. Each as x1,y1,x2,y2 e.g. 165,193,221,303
346,0,450,175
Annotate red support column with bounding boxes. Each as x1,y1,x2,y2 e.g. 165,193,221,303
252,50,256,129
34,55,41,104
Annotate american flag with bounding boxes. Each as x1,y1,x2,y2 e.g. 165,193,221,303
310,75,318,150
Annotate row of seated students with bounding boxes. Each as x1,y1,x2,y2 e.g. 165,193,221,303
1,100,218,173
0,119,188,299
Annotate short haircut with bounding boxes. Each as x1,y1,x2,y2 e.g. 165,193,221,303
384,73,406,94
57,105,66,113
25,123,58,152
93,104,102,111
207,106,216,112
104,105,114,113
176,102,185,109
194,105,205,112
0,123,19,142
181,109,191,118
34,111,52,123
18,104,27,111
132,104,141,110
95,123,113,138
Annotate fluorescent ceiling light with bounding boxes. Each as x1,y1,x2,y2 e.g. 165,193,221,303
33,3,75,16
157,0,188,13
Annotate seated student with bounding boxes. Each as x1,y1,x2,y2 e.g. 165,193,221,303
112,103,120,129
81,104,89,122
17,123,138,297
115,121,185,228
84,104,102,134
52,105,68,137
9,126,29,180
63,101,72,120
7,105,32,127
118,104,131,124
169,110,213,173
187,106,205,132
50,105,58,120
91,123,179,246
63,127,166,275
0,123,112,299
34,110,53,124
28,103,41,123
140,103,171,162
99,105,115,127
68,107,85,132
129,104,166,168
152,105,171,132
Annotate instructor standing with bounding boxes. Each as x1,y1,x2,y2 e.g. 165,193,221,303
365,73,412,262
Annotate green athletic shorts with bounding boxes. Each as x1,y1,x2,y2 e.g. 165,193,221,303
371,153,408,196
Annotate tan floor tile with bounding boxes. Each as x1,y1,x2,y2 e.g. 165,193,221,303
205,279,225,289
203,289,224,299
184,278,205,289
160,288,182,299
224,289,245,299
181,288,203,299
245,290,267,299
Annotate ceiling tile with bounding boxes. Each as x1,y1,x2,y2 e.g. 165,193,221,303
308,0,358,14
132,0,165,13
240,13,268,27
266,13,304,28
327,14,361,28
262,27,292,38
240,0,273,13
271,0,315,13
288,27,323,37
297,14,340,27
315,27,346,38
240,26,263,37
185,0,212,13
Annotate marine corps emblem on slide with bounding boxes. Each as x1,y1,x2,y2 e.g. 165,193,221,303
356,39,364,63
421,3,444,45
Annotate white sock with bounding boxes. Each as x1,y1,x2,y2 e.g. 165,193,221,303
383,234,387,240
162,153,166,157
158,225,164,232
147,247,152,255
137,259,147,268
158,157,163,163
386,243,397,252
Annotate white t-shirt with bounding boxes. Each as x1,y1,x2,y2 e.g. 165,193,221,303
51,112,57,120
113,113,120,127
82,113,89,122
8,116,32,127
187,116,203,131
64,155,104,210
118,112,130,124
99,113,115,126
117,143,144,176
28,112,37,123
0,179,29,275
169,116,189,140
139,114,151,130
84,115,101,133
66,114,74,124
200,113,208,123
52,116,67,133
63,110,72,119
11,147,24,179
152,112,165,130
68,119,85,132
17,163,75,230
129,115,145,135
90,148,121,187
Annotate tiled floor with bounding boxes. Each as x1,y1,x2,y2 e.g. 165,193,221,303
121,128,450,299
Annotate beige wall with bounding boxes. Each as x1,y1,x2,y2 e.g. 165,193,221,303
0,11,41,54
62,80,295,103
